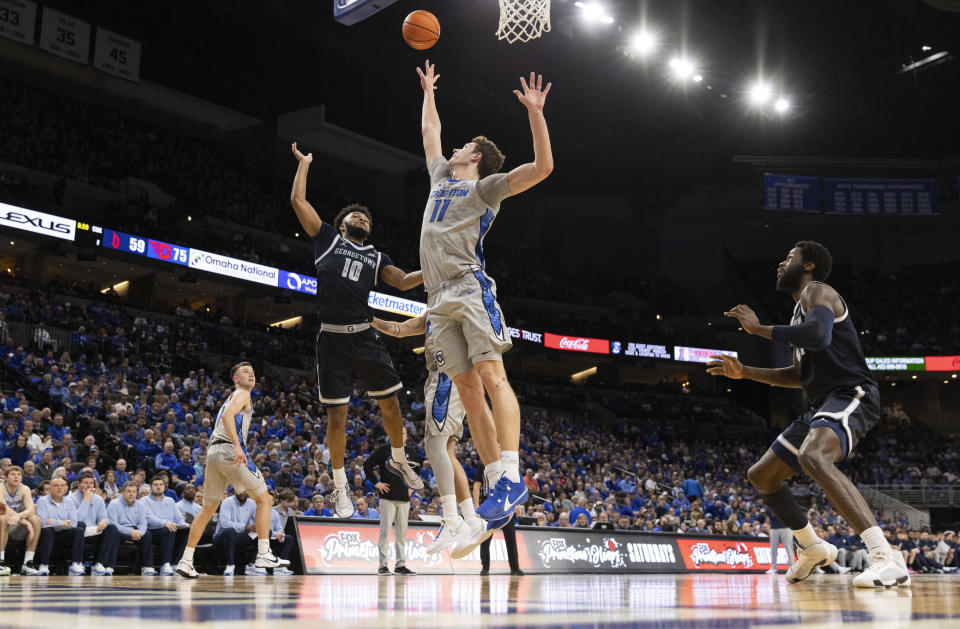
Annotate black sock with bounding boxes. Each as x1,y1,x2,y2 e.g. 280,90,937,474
761,484,807,530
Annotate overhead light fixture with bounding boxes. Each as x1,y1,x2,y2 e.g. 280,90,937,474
629,30,657,55
921,45,932,52
899,50,950,73
269,315,303,328
692,74,703,83
669,57,695,80
570,366,597,383
748,82,772,105
774,97,791,113
574,2,613,24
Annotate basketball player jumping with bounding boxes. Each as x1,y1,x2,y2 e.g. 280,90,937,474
290,143,424,519
416,60,553,520
708,241,909,588
371,314,501,557
177,362,289,577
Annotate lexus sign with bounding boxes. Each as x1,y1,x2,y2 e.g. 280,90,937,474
0,203,76,241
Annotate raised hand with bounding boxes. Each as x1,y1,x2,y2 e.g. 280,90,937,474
291,142,313,164
513,72,552,112
416,60,441,92
706,354,744,379
724,304,761,335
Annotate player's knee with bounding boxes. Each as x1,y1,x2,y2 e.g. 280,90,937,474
453,372,484,401
797,447,831,478
477,364,509,392
746,462,768,491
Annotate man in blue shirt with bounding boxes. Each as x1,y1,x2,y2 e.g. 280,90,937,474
155,441,177,472
139,475,187,575
107,481,156,575
171,450,197,490
34,478,85,575
353,497,379,520
70,472,119,575
303,494,332,517
214,491,258,576
683,476,704,501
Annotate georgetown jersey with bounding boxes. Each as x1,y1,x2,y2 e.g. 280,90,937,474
420,157,512,294
313,222,392,324
788,284,876,405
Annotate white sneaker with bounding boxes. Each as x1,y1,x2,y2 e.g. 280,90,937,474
68,562,86,576
837,565,853,574
387,456,424,490
255,551,290,568
786,540,838,584
142,567,158,576
245,565,267,576
223,565,235,576
331,488,355,518
427,520,463,555
92,563,109,576
0,565,10,576
37,564,50,576
274,567,294,575
766,568,779,574
853,549,911,588
160,562,175,576
176,559,198,579
451,518,493,560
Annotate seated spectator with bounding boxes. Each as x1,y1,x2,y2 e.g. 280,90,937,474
171,448,197,489
34,478,85,575
155,440,177,472
177,484,202,521
69,472,118,575
353,497,378,520
139,475,187,575
107,481,156,575
303,494,331,517
0,465,42,574
213,491,258,576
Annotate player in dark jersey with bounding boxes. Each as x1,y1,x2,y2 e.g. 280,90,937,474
708,241,909,588
290,143,424,518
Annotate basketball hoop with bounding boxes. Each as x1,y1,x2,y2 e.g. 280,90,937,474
497,0,551,43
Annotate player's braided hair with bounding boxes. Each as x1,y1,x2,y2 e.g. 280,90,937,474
334,203,373,233
472,136,506,179
795,240,833,281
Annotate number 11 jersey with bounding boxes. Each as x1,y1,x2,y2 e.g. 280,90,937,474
314,222,392,325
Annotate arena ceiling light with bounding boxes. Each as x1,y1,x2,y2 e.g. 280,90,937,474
629,30,657,55
774,97,791,113
574,2,614,24
748,81,772,106
669,57,695,80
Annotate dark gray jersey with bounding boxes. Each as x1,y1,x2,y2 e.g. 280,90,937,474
419,157,511,293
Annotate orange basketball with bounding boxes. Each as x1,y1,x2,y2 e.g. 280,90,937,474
402,10,440,50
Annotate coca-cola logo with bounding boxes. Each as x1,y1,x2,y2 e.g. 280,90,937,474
559,337,590,350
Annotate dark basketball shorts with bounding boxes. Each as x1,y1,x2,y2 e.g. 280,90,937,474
315,326,402,406
770,383,881,472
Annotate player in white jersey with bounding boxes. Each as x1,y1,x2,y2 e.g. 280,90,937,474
176,362,289,578
1,466,41,575
416,60,553,520
372,315,499,558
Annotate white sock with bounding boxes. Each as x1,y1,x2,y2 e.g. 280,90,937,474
860,526,889,555
792,523,820,549
500,450,521,482
0,550,4,561
391,446,407,464
181,546,195,563
440,495,459,525
332,466,348,488
24,551,34,563
459,498,478,523
258,538,270,554
483,460,504,490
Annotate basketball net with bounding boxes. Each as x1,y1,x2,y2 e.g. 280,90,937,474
497,0,551,43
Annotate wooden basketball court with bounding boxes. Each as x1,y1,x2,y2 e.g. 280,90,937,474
0,573,957,628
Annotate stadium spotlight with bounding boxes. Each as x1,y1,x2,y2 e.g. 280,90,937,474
629,30,657,54
692,74,703,82
748,82,772,106
774,97,791,113
573,2,614,24
921,44,932,52
669,57,695,80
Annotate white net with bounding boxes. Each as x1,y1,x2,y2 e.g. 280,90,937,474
497,0,551,43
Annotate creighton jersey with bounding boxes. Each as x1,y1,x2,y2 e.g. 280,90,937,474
788,284,876,406
420,156,512,293
211,390,255,471
313,222,392,325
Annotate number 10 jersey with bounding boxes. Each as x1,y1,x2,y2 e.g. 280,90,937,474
313,222,393,325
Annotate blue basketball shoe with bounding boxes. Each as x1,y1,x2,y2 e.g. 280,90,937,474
476,474,528,521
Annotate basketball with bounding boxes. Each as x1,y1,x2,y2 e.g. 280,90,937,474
402,10,440,50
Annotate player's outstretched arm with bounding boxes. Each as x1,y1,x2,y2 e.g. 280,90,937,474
289,142,323,238
371,315,426,338
380,265,423,292
706,354,803,389
417,60,443,166
506,72,554,196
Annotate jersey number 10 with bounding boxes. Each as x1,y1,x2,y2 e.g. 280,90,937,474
341,259,363,281
429,200,451,223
